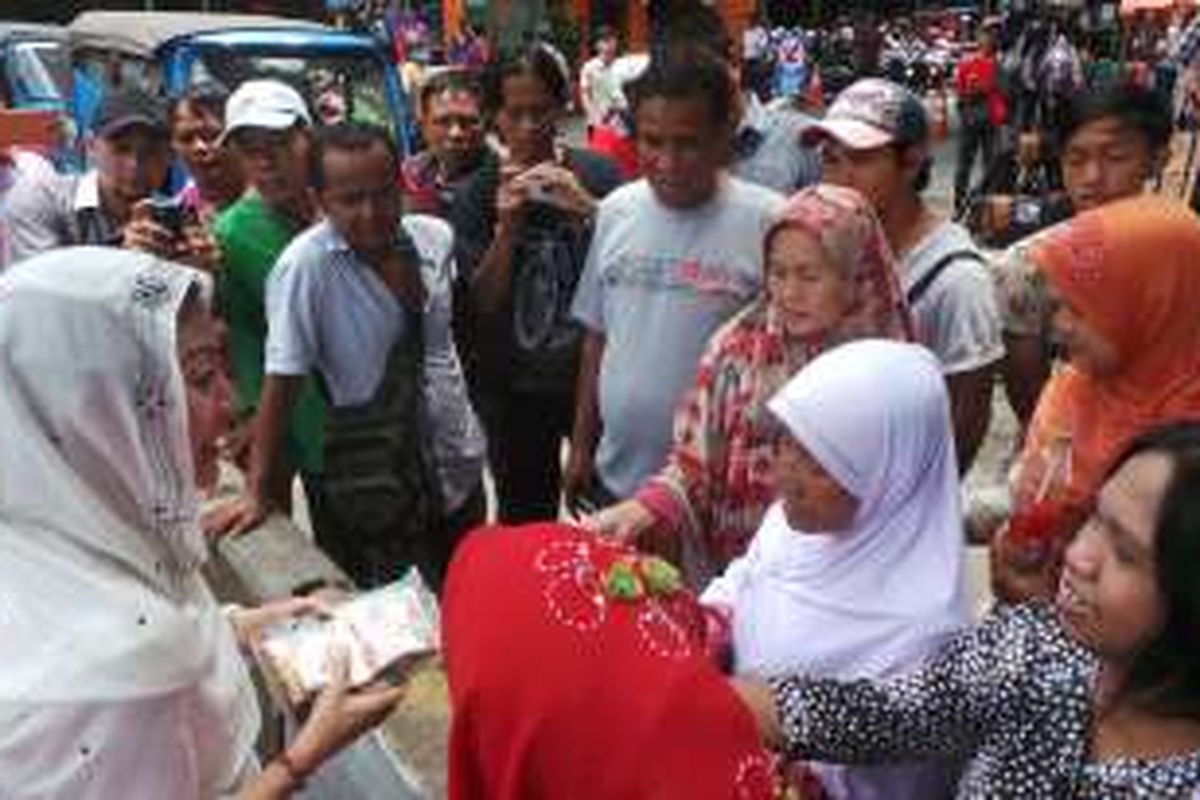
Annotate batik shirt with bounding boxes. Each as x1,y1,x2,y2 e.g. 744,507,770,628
773,604,1200,798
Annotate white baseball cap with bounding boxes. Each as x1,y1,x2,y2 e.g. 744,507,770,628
220,80,312,144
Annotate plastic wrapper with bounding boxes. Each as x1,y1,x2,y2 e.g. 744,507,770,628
256,568,440,705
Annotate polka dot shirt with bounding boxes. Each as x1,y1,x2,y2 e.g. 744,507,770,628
772,604,1200,797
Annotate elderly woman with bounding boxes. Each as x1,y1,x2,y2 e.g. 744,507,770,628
735,420,1200,795
704,340,967,799
0,248,402,798
588,184,912,587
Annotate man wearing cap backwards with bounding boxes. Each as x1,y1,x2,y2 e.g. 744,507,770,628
803,78,1004,473
5,86,217,271
207,80,327,524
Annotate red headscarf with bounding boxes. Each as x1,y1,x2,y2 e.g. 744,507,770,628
442,523,791,800
1019,195,1200,512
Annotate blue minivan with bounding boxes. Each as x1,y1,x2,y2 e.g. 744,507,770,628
68,11,417,157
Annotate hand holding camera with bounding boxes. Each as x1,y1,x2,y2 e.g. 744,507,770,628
512,162,597,218
496,159,598,229
124,196,221,272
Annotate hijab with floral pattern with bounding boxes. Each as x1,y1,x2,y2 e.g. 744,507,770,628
763,183,913,344
443,523,805,799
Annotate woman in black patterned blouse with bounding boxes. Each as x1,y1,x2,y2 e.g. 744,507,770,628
733,421,1200,797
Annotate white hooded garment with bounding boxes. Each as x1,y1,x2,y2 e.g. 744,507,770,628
703,339,969,800
0,248,259,798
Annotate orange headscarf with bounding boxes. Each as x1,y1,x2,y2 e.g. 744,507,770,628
1019,195,1200,513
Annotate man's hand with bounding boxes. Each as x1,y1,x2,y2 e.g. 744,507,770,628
495,163,531,232
203,492,273,540
562,445,595,518
177,222,222,273
123,199,178,257
223,416,255,473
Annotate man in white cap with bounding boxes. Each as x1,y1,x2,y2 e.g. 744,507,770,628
209,79,326,528
802,78,1003,474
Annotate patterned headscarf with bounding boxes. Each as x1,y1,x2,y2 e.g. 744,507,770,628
443,524,789,799
0,247,258,794
763,183,913,344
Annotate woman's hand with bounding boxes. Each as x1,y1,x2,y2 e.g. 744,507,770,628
582,499,657,545
729,677,785,751
989,521,1062,605
514,162,597,218
285,649,407,779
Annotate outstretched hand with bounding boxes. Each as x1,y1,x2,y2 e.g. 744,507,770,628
285,647,408,777
580,499,657,546
728,677,784,751
202,492,272,540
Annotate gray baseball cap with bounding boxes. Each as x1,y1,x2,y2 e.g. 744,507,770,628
802,78,928,150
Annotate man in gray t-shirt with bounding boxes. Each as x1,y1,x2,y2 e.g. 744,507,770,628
567,57,784,508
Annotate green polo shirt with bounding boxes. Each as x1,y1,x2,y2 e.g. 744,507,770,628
214,193,325,474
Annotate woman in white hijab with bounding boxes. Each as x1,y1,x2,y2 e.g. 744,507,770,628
0,247,403,799
702,339,968,800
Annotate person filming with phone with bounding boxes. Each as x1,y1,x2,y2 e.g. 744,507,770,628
4,87,217,272
451,44,622,523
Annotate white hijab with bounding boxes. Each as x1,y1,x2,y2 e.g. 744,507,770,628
0,247,229,702
705,339,968,680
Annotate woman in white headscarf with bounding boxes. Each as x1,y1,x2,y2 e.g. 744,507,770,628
702,339,968,800
0,247,403,799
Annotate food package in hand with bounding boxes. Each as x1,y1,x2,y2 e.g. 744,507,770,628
257,568,440,705
1005,499,1065,569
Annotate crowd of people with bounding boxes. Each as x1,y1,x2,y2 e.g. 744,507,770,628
4,1,1200,797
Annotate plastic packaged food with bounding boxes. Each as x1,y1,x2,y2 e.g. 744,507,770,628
257,568,440,705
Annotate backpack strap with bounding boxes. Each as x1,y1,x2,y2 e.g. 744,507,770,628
906,249,987,307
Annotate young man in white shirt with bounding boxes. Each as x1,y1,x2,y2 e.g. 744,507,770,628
579,26,622,138
804,78,1004,473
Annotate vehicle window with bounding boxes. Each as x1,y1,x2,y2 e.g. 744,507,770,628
189,50,396,136
73,49,160,96
9,41,71,103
